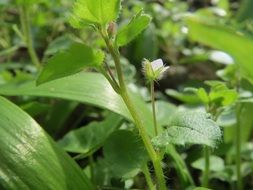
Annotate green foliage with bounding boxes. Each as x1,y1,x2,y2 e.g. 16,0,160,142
153,111,222,148
191,156,225,172
0,72,156,136
166,145,194,186
188,81,238,107
70,0,121,27
236,0,253,22
2,0,253,189
58,113,122,156
193,187,212,190
187,16,253,83
0,96,94,190
37,43,104,85
117,10,151,47
103,130,149,178
15,0,46,5
154,101,177,126
166,89,202,104
205,81,238,106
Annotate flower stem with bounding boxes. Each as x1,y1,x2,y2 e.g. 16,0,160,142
100,28,166,190
19,5,40,69
202,146,210,187
142,164,155,190
150,81,158,136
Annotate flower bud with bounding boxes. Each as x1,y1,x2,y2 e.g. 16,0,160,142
107,22,117,38
142,58,169,82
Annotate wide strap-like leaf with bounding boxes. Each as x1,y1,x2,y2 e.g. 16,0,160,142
0,96,94,190
187,16,253,83
0,72,155,136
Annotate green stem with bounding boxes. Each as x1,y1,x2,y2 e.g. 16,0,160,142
150,81,158,136
19,5,40,68
142,164,155,190
166,145,194,186
89,155,95,184
100,28,167,190
236,104,242,190
99,67,120,93
120,91,166,190
202,146,210,187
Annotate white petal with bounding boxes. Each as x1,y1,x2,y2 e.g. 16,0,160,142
161,66,170,73
151,59,163,71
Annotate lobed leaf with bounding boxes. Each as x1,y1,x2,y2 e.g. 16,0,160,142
70,0,121,27
37,43,104,85
103,130,149,178
152,110,222,148
58,113,123,156
117,10,151,47
0,96,94,190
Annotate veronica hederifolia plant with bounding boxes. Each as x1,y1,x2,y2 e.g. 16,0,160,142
35,1,222,189
67,1,167,189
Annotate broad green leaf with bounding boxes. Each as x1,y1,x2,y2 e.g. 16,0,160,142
0,96,94,190
44,101,78,135
37,43,104,85
20,101,50,117
153,101,177,126
187,16,253,83
193,187,212,190
217,0,229,12
58,113,122,156
205,81,238,106
152,111,222,148
166,89,201,104
70,0,121,27
127,24,158,62
103,130,149,178
117,11,151,47
224,103,253,144
16,0,44,5
187,82,238,106
195,88,209,104
0,72,155,136
191,156,225,172
44,35,74,56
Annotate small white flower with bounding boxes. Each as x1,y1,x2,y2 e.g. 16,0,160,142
151,59,164,70
142,58,169,81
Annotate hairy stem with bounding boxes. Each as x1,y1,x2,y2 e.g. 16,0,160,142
142,164,155,190
100,28,166,190
19,5,40,68
150,81,158,136
202,146,210,187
